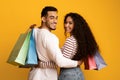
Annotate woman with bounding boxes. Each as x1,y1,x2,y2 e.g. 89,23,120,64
58,12,99,80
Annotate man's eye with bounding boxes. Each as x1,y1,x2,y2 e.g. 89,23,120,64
50,17,54,19
49,16,54,19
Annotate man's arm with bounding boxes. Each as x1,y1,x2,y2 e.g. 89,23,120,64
46,34,80,68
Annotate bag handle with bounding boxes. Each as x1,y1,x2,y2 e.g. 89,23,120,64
25,24,37,33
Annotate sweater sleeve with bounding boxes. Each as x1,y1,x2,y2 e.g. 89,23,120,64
61,37,77,59
45,34,78,68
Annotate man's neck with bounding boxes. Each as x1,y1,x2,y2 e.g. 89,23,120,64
40,25,51,32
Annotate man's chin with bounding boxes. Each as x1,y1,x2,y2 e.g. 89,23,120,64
51,28,56,30
49,27,56,30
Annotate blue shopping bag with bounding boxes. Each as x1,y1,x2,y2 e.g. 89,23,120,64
19,29,38,68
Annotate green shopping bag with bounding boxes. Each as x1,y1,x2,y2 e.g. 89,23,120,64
7,29,32,66
19,29,38,68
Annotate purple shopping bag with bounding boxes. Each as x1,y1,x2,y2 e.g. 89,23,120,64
94,51,107,70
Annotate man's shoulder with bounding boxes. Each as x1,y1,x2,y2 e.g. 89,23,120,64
34,28,58,40
50,32,58,38
47,33,58,42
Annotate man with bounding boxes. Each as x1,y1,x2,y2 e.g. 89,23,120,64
28,6,81,80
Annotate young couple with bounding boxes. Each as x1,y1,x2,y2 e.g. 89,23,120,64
28,6,99,80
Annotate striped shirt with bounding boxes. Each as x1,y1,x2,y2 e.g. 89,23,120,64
61,36,77,59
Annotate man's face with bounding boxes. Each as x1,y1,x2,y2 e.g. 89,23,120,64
44,11,58,30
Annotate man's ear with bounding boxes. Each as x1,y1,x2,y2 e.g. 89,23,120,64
42,17,46,22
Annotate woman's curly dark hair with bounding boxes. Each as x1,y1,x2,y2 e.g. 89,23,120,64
64,12,99,60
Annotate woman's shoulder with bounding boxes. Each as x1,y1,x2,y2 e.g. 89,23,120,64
66,36,76,42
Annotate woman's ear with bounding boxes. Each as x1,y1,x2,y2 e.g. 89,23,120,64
42,16,46,22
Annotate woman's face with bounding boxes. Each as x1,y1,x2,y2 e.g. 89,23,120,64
64,16,74,33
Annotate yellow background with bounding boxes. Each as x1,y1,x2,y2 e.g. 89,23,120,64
0,0,120,80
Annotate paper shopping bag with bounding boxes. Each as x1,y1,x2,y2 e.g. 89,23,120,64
19,29,38,68
94,51,107,70
84,55,97,70
7,29,32,66
84,51,107,70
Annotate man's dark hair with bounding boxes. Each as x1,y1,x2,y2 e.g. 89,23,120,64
41,6,58,17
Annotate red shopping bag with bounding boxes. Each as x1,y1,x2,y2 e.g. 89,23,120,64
84,55,97,70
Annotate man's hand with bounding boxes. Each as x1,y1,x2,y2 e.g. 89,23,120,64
29,24,36,29
77,60,83,66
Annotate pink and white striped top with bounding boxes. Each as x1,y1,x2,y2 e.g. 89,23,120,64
61,35,77,59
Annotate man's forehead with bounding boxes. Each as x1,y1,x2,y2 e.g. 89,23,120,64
47,11,58,16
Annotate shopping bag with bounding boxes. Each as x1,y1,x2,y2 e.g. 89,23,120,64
7,29,32,66
19,29,38,68
84,51,107,70
84,55,97,70
94,51,107,70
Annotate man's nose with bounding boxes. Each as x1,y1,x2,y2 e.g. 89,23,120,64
54,19,57,24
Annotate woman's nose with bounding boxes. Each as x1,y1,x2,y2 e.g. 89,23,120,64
65,23,69,27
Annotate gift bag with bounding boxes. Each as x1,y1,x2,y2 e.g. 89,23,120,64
84,55,97,70
94,51,107,70
7,29,32,66
84,51,107,70
19,29,38,68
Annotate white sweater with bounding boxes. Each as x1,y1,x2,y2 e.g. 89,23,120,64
28,28,77,80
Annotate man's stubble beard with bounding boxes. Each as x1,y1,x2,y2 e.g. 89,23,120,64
48,26,56,30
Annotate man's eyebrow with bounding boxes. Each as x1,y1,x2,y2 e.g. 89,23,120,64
49,16,58,19
49,16,55,17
